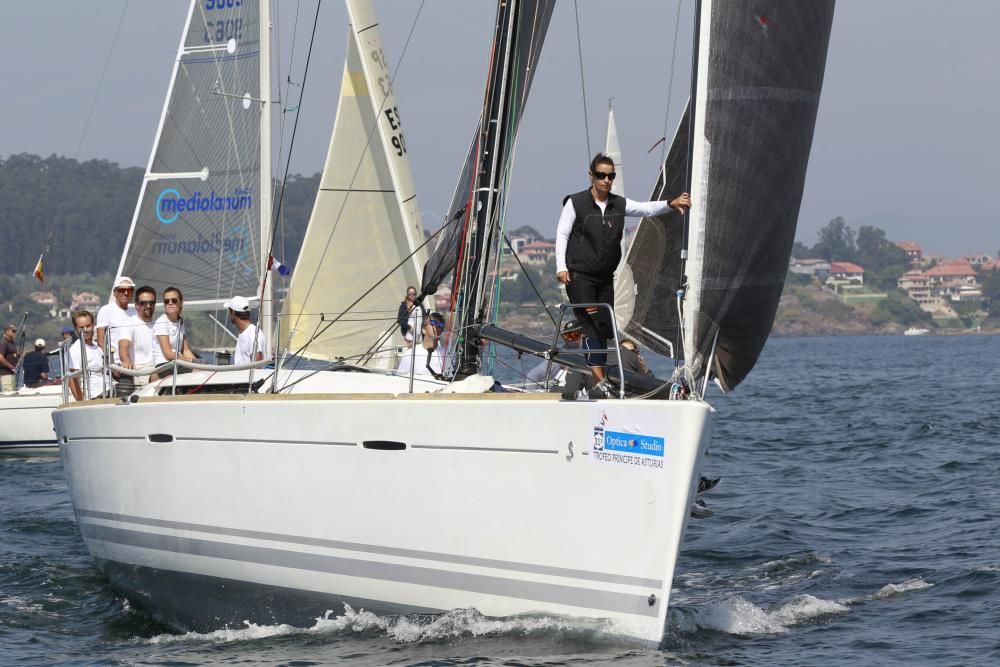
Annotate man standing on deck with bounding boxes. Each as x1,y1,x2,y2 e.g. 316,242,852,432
555,153,690,393
95,277,139,363
226,296,266,364
118,286,158,386
21,339,50,388
0,324,20,393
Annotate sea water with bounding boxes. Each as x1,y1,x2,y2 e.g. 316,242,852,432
1,335,998,665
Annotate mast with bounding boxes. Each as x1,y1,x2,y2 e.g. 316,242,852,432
259,0,274,355
455,0,521,377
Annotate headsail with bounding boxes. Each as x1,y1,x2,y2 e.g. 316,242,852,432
282,0,426,364
615,103,690,359
117,0,265,309
682,1,835,391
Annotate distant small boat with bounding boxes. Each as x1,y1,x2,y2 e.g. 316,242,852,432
904,327,930,336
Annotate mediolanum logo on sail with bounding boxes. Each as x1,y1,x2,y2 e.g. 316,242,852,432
155,187,254,224
152,186,253,262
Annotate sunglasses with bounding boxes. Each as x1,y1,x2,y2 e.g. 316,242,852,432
562,330,581,339
137,300,156,307
115,288,134,294
592,171,616,181
407,292,417,297
163,298,181,305
429,319,445,328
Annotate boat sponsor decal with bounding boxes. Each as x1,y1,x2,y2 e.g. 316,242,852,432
156,187,254,224
592,410,664,469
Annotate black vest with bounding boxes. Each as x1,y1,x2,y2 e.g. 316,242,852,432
564,189,626,277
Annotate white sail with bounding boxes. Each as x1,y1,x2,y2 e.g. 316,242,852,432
604,99,625,197
282,0,426,364
117,0,266,310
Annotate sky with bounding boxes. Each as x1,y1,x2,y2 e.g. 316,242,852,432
1,1,997,257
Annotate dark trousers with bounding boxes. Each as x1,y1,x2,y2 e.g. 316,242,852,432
565,271,614,367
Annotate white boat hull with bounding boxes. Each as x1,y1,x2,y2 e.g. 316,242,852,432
0,385,63,455
54,380,712,644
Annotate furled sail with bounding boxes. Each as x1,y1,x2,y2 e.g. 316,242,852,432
420,0,555,300
117,0,265,309
682,1,835,391
615,103,689,360
283,0,426,363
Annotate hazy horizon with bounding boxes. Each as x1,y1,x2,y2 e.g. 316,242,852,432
1,1,996,257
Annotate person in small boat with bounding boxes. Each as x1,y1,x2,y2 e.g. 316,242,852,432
21,339,50,388
555,153,690,391
153,287,197,366
68,311,108,401
0,324,20,393
95,276,138,363
525,319,585,390
396,285,424,349
226,296,266,364
118,286,158,387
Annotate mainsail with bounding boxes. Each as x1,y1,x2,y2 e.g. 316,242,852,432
420,0,555,303
630,2,835,392
282,0,426,363
117,0,266,309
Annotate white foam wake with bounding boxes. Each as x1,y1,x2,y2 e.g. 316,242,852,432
670,594,848,635
870,577,933,599
144,605,634,645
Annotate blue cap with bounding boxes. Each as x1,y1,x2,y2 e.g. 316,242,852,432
61,326,73,334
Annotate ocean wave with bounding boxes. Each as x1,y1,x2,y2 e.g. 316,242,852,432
870,577,934,600
0,594,44,614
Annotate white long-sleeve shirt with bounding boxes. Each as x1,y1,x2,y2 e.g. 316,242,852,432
554,196,673,273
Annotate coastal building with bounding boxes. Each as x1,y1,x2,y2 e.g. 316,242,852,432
897,260,983,314
828,261,865,285
789,258,831,280
895,240,923,265
518,241,556,265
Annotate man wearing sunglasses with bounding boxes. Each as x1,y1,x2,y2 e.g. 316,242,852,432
554,153,690,391
118,286,158,387
95,276,139,364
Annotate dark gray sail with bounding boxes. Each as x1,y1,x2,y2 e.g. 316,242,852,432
683,1,835,391
420,0,555,306
616,103,690,360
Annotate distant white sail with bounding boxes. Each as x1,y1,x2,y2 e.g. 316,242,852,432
117,0,265,309
282,0,426,364
604,99,625,197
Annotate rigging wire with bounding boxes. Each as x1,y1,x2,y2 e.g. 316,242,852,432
74,0,130,161
572,0,592,161
660,0,684,164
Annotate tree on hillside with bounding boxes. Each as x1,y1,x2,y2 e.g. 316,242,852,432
854,225,909,289
811,216,856,261
510,225,546,240
983,268,1000,317
791,241,811,259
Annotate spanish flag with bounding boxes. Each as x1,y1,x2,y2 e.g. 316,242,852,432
33,254,44,283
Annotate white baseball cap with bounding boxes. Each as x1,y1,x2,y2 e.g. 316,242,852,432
34,338,45,348
224,296,251,313
113,276,136,289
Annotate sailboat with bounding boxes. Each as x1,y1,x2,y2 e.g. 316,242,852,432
55,0,835,645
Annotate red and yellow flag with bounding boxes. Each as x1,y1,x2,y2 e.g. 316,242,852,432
32,254,44,283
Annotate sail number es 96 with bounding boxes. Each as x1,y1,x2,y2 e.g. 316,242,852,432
384,106,406,156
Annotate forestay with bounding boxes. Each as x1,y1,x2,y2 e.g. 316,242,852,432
117,0,265,309
283,0,426,363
